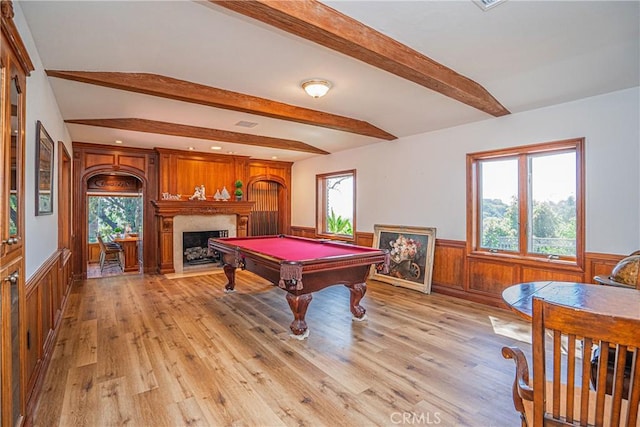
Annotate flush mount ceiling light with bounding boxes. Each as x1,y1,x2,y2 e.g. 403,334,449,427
301,79,332,98
235,120,258,128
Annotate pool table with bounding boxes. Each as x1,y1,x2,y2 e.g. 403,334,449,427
208,235,388,339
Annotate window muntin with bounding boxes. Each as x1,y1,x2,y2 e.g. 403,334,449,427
469,139,583,263
316,170,355,240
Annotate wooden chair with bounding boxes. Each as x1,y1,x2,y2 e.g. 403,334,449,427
502,297,639,426
97,234,123,272
591,251,639,399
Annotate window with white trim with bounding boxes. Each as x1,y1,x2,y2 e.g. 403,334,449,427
316,170,356,240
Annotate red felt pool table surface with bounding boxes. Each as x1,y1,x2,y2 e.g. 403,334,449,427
216,235,381,262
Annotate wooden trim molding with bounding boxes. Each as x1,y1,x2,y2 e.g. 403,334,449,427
1,0,35,74
66,118,329,155
151,200,255,218
210,0,509,117
25,251,59,294
46,70,396,140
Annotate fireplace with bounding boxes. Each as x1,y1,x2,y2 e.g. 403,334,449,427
151,200,254,274
182,230,228,267
172,214,236,273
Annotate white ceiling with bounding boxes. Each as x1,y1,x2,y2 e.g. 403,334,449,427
18,0,640,162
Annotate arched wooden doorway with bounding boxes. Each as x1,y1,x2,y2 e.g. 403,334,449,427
85,173,144,277
247,176,289,236
71,143,158,279
73,167,149,279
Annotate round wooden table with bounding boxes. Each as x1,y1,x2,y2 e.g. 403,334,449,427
502,281,640,321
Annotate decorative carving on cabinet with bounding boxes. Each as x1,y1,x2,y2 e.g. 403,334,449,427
238,216,249,229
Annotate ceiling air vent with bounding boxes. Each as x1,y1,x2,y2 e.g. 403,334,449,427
473,0,507,11
235,120,258,128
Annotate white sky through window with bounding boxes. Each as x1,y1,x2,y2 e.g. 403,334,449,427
482,153,575,203
327,176,353,220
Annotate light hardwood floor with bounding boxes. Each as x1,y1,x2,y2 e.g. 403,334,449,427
31,270,531,426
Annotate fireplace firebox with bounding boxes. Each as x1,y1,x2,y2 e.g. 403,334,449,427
182,230,228,267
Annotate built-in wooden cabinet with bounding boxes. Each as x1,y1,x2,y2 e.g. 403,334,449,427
0,258,25,427
1,2,34,425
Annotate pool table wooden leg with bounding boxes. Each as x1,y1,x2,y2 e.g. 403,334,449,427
348,282,367,321
222,263,236,292
286,292,312,339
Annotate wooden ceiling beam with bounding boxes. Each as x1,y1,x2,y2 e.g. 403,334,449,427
210,0,510,117
47,70,396,140
65,118,330,155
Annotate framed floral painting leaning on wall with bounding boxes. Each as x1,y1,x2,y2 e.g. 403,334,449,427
371,224,436,293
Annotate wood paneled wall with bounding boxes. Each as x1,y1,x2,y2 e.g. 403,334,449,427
433,243,626,307
157,148,293,237
72,143,158,277
158,148,245,197
73,145,293,276
156,148,292,201
290,226,628,307
24,249,73,419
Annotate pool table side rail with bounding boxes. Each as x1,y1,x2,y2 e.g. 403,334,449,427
208,235,387,268
208,236,388,285
211,234,381,254
209,237,388,294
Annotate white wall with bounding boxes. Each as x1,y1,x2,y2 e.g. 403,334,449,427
14,3,72,279
292,87,640,255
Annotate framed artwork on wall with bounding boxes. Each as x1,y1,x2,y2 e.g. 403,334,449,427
35,120,54,215
371,224,436,293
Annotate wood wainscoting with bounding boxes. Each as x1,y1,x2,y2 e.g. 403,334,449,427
24,249,74,420
290,226,627,307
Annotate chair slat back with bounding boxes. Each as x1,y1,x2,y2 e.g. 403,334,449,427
531,297,640,426
97,234,107,252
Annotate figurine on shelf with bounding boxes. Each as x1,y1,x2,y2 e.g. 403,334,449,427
220,186,231,201
213,189,223,201
189,185,206,200
161,192,182,200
